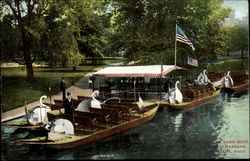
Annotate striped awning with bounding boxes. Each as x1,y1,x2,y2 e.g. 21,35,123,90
92,65,187,78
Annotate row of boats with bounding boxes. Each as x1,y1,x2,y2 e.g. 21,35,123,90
3,68,249,149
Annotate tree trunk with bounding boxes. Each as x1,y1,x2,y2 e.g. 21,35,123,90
21,29,34,82
241,48,244,59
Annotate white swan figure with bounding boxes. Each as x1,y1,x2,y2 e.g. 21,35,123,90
90,90,102,109
28,95,51,125
211,71,234,88
175,81,183,103
164,85,175,103
195,70,211,85
164,81,183,104
40,95,50,108
196,72,204,85
224,71,234,88
137,94,144,110
203,70,211,85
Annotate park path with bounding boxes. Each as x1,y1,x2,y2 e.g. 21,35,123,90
1,73,94,123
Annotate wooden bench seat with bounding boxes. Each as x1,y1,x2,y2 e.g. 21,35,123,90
73,110,107,132
89,107,122,125
101,104,133,116
43,103,63,111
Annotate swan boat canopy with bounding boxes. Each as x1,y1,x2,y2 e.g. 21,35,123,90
92,65,187,78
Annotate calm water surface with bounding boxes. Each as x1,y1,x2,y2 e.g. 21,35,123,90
1,89,249,160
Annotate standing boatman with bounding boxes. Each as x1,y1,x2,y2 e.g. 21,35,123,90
64,92,73,116
60,77,66,100
88,77,93,89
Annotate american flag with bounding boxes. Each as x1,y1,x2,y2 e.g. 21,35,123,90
176,25,195,50
187,56,198,67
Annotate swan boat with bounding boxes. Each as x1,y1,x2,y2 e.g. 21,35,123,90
160,71,221,110
208,71,249,92
160,87,221,109
17,101,159,149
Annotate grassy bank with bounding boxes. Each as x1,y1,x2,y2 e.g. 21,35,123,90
206,56,248,74
1,66,103,112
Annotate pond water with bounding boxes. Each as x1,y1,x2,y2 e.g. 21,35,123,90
1,89,249,159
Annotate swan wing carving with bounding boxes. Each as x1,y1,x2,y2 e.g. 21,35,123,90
212,77,225,88
49,119,74,135
76,99,91,112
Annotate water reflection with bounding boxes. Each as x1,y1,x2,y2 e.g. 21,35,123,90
1,90,249,159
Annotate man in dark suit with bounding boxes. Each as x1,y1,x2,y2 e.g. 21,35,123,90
64,92,73,116
60,77,66,100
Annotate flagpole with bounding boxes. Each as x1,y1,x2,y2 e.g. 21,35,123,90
159,63,163,101
174,23,177,66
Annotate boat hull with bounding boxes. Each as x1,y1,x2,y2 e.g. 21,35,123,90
19,103,159,149
227,82,249,92
160,89,221,110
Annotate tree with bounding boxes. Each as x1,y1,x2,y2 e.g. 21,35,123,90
230,26,248,58
2,0,50,81
38,1,83,69
73,0,110,65
39,0,109,66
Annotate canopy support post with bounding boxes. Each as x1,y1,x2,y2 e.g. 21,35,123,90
134,78,136,101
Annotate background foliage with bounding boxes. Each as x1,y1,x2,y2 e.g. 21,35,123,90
1,0,248,79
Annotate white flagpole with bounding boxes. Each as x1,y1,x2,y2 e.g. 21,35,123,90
175,23,177,66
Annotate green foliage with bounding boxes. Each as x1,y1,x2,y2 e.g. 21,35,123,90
229,26,248,55
0,15,22,63
109,0,232,66
207,56,248,74
1,0,245,72
1,0,110,70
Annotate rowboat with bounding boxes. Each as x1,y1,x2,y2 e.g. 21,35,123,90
160,85,221,110
17,101,159,149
